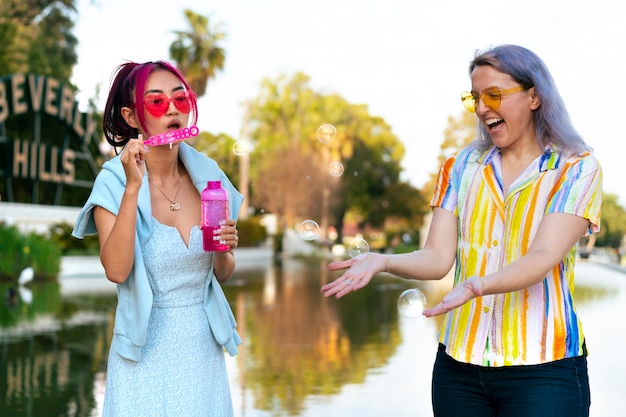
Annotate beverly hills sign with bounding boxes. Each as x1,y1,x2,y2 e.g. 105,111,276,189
0,73,102,207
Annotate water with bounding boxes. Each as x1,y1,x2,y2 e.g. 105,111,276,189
1,257,624,417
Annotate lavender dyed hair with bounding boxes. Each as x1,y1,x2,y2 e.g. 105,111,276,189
102,60,198,151
469,45,590,156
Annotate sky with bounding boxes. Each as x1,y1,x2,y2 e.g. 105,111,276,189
71,0,626,205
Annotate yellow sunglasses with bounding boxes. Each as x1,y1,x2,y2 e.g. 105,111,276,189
461,85,526,113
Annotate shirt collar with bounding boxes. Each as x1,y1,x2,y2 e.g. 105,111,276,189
475,145,561,172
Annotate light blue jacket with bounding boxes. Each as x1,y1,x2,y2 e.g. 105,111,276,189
72,143,244,362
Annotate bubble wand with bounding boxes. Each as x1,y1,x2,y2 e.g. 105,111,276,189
144,126,200,149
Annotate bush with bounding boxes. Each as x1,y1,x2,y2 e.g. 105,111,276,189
236,216,268,247
24,231,61,281
0,223,61,283
0,224,28,282
49,222,100,255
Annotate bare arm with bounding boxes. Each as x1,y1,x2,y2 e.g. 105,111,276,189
321,207,458,298
94,195,138,283
423,212,589,317
95,138,147,284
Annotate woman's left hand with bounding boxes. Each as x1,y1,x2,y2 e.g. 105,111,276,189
321,252,386,299
423,276,483,317
213,219,238,283
219,219,239,249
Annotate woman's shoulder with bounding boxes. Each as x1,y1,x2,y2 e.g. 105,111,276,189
555,149,602,172
443,142,489,167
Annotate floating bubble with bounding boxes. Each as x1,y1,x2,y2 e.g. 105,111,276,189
329,161,344,177
299,220,320,241
317,124,336,144
348,238,369,258
233,140,252,156
397,288,427,319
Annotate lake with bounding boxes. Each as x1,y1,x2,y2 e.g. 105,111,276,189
1,256,624,417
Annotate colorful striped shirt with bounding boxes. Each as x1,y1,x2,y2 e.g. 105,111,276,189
430,144,602,366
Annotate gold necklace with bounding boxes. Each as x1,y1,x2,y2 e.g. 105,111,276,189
149,177,183,211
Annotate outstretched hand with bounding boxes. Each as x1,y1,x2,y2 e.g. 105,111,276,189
321,252,387,299
422,276,483,317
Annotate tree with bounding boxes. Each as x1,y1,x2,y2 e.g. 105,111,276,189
169,9,226,98
0,0,78,82
595,193,626,250
248,72,423,244
249,73,331,229
0,0,97,207
192,131,240,185
253,142,326,225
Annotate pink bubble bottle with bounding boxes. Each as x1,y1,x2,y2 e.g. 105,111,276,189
201,180,231,252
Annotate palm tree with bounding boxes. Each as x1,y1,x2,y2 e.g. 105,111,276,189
169,9,226,98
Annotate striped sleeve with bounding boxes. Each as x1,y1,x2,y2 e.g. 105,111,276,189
546,153,602,234
430,153,458,214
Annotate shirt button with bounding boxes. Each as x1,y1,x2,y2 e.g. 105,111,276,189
493,240,498,246
483,306,490,313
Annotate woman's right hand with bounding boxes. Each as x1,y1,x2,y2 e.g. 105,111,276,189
120,135,148,187
321,252,387,299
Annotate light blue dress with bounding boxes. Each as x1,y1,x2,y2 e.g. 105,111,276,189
102,219,233,416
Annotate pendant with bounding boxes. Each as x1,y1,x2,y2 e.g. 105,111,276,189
170,201,181,211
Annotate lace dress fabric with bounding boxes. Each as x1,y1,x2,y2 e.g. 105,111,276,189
102,219,233,417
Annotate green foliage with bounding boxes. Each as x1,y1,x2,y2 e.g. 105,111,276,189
49,222,100,255
248,72,423,241
236,216,268,247
0,223,61,282
1,1,102,207
192,132,240,185
24,231,61,280
0,224,28,281
0,0,78,82
595,193,626,249
169,9,226,97
393,243,420,254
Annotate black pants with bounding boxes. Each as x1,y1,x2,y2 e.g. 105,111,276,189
432,344,590,417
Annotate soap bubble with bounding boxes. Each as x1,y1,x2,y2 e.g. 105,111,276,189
397,288,427,319
299,220,320,241
317,124,336,143
348,238,369,258
233,140,251,156
329,161,344,177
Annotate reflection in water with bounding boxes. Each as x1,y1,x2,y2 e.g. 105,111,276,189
228,259,424,415
1,283,114,417
1,259,625,417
